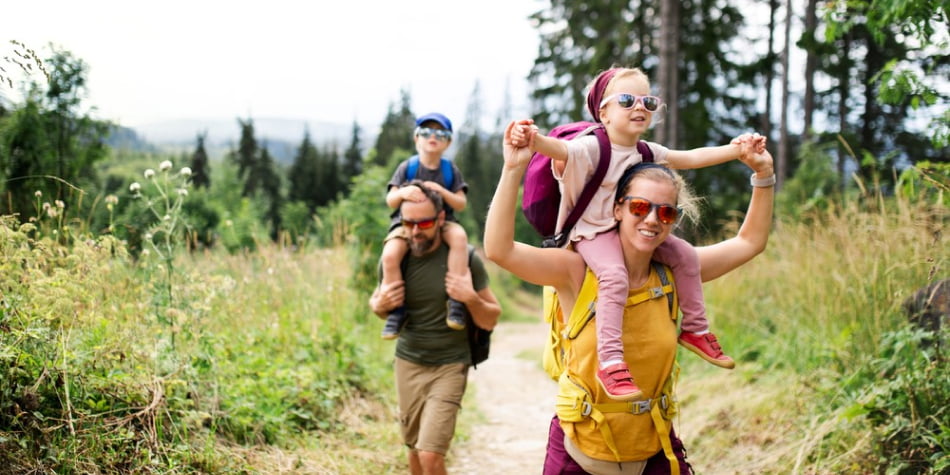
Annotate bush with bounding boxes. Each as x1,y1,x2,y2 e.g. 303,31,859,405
843,326,950,473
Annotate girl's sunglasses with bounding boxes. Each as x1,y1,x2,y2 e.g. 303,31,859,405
599,93,662,112
401,216,439,230
415,127,452,141
619,196,681,224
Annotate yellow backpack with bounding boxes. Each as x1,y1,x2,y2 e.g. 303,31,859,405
541,261,682,474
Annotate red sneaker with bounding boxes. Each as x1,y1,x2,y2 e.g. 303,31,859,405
596,362,643,401
678,331,735,369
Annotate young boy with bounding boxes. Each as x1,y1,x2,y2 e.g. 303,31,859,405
380,112,471,339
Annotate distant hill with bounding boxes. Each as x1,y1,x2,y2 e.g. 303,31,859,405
111,118,372,164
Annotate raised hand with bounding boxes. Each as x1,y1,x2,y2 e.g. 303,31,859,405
503,120,537,169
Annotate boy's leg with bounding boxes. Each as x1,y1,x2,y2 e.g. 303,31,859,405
442,222,468,331
654,236,734,369
576,231,642,401
381,230,410,339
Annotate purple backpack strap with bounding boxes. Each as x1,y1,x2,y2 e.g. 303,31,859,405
547,126,611,248
637,141,654,162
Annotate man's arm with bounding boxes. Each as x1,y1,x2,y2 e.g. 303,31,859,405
368,280,405,319
445,271,501,331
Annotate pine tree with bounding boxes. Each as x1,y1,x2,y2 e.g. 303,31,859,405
256,144,282,240
342,120,363,192
190,131,211,189
372,89,415,167
231,118,258,191
288,129,320,212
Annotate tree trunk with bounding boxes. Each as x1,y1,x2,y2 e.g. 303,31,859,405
656,0,680,148
764,0,778,144
778,0,792,189
803,0,817,140
838,33,852,191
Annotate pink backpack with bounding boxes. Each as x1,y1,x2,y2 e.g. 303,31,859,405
521,122,653,248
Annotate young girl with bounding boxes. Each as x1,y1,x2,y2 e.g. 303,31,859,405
512,67,766,400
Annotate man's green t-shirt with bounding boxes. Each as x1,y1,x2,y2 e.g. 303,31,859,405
389,243,489,366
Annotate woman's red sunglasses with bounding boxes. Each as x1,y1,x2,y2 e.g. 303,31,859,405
619,196,681,224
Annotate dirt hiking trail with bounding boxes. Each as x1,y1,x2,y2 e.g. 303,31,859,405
448,320,557,474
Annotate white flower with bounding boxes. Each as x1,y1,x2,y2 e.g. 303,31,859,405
105,195,119,205
141,249,151,257
159,160,173,172
163,215,171,221
54,200,65,209
144,232,153,241
130,182,141,193
180,167,192,177
176,188,188,197
144,169,155,179
34,190,42,198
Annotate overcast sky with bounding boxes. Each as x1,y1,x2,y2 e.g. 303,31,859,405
4,0,543,135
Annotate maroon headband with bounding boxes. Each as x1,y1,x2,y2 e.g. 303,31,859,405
586,68,620,123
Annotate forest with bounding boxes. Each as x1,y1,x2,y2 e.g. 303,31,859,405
0,0,947,473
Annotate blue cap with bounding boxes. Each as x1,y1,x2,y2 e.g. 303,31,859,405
415,112,453,132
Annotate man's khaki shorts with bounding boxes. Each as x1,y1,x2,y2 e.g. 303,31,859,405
394,357,468,454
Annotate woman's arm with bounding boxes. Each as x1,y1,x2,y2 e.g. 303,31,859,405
484,121,585,289
696,147,775,281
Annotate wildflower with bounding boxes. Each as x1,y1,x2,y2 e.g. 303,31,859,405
225,220,234,228
141,249,151,257
105,195,119,205
130,182,141,193
159,160,173,172
163,215,171,221
144,233,153,241
180,167,192,177
34,190,42,198
55,200,65,209
176,188,188,197
144,169,155,179
46,207,58,218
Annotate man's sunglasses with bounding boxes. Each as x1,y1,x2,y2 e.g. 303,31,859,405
619,196,681,224
415,127,452,141
401,216,439,230
599,93,662,112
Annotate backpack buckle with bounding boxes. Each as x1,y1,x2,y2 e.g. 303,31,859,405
581,401,593,417
649,286,665,299
631,400,651,414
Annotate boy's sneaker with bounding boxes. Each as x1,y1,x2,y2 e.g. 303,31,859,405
381,307,408,340
446,299,467,330
678,331,735,369
596,362,643,401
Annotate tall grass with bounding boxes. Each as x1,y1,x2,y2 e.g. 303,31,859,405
689,189,948,472
709,193,945,374
0,218,399,472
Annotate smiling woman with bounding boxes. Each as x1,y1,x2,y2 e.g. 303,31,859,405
484,119,776,473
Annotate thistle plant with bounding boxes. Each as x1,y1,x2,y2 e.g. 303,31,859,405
130,160,192,347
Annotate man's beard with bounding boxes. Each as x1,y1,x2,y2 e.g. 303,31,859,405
409,233,436,254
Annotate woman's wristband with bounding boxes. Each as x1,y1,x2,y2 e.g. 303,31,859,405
750,172,776,187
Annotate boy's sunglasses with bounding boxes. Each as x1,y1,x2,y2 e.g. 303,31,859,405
415,127,452,141
599,93,662,112
401,216,439,230
619,196,681,224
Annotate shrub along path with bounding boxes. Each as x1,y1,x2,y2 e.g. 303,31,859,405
448,320,557,474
